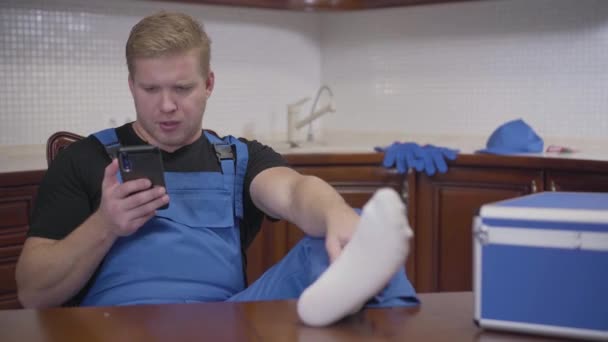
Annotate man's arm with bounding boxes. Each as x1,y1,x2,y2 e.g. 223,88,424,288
16,214,117,308
249,166,359,262
16,159,169,308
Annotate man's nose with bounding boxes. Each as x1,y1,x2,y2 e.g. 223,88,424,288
160,90,177,113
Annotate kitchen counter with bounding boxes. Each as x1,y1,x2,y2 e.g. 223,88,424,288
264,131,608,161
1,133,607,173
0,144,47,174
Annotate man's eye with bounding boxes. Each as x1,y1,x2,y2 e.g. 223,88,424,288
175,86,192,93
143,86,159,93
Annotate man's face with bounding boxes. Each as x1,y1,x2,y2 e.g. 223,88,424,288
128,49,214,152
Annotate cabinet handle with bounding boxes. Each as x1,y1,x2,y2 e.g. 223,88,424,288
401,180,409,206
531,180,537,193
550,180,557,192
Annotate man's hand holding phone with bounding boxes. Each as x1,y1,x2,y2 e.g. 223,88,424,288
95,157,169,237
117,146,168,210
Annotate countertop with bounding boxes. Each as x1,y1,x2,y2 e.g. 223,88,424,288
1,132,607,174
0,144,48,174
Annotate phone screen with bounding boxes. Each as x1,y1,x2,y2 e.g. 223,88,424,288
117,145,168,209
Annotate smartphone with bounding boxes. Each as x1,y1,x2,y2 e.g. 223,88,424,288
117,145,169,210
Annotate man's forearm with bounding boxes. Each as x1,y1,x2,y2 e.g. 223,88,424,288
16,212,117,308
287,175,355,237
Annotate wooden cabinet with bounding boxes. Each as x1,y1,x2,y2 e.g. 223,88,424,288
0,171,44,309
160,0,483,11
545,170,608,193
409,154,608,293
409,165,542,293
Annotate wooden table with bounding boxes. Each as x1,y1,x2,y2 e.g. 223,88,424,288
0,292,563,341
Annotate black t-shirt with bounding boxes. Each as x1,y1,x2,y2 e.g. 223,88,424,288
29,123,288,304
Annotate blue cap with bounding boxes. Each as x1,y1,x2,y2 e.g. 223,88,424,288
477,119,543,155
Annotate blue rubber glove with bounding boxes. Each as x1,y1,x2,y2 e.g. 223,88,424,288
375,142,458,176
420,144,459,175
375,142,425,174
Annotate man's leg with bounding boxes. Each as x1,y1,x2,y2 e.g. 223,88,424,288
296,188,417,326
228,188,418,325
227,236,329,302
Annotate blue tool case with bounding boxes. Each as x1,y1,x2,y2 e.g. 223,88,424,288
473,192,608,341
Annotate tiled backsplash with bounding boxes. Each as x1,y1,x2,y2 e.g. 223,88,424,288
321,0,608,142
1,0,607,146
0,0,321,145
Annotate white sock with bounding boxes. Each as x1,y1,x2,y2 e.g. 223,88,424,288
296,187,413,327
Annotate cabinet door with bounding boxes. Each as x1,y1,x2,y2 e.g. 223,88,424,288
246,165,406,284
410,166,543,293
161,0,475,11
0,183,40,309
545,170,608,192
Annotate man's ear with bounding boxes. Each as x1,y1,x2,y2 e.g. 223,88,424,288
205,71,215,97
128,74,135,96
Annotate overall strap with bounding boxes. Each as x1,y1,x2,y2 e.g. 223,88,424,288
90,128,121,159
90,128,250,220
204,130,248,220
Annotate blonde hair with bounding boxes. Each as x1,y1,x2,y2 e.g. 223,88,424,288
126,11,211,77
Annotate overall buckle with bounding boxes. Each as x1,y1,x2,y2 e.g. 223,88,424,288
214,143,234,162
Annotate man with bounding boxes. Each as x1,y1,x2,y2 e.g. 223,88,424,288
16,11,417,326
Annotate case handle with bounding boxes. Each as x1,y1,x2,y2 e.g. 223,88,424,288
550,180,557,192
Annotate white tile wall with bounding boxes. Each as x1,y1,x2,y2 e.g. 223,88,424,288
321,0,608,142
0,0,321,145
1,0,607,146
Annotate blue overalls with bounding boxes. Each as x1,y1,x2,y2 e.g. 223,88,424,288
82,128,418,307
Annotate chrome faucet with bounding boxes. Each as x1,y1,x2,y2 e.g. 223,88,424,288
287,85,335,147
